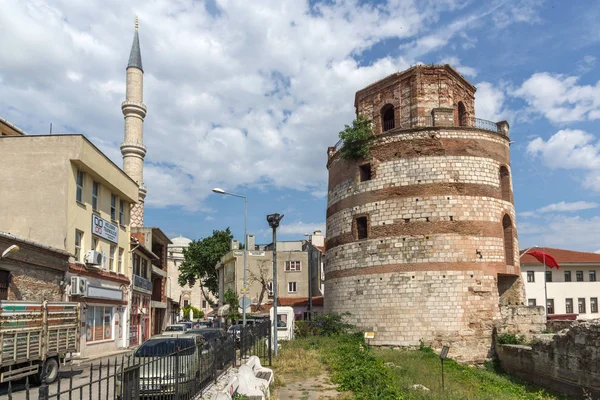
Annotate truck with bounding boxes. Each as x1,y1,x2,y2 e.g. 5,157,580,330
0,300,80,384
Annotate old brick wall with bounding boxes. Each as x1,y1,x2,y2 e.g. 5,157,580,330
496,319,600,398
6,264,63,301
325,65,519,363
497,305,546,335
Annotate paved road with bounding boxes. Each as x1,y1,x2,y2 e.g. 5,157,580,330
1,356,126,400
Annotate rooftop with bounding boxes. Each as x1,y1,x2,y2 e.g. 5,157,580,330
520,247,600,264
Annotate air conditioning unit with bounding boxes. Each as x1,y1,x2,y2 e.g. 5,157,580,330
71,276,88,296
84,250,103,265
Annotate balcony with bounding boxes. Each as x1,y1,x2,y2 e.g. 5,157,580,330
152,265,167,277
132,274,152,294
330,116,507,156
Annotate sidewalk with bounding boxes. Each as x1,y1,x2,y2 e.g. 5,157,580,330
68,348,133,366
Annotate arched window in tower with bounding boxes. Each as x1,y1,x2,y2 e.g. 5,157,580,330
458,101,467,126
381,105,395,132
502,214,514,266
499,166,511,202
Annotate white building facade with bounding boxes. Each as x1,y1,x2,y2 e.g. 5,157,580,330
521,248,600,319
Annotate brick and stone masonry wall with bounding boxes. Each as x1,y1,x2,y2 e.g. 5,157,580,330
325,65,521,363
496,319,600,398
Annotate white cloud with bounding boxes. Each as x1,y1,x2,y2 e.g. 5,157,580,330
520,201,599,218
0,0,545,211
515,73,600,123
518,215,600,253
492,0,544,29
438,56,477,77
260,221,325,238
205,216,214,221
475,82,510,121
527,129,600,193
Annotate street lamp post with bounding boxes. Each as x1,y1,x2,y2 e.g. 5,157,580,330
1,245,20,259
213,188,248,327
521,245,547,315
267,213,284,357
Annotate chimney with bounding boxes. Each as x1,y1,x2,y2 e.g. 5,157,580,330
246,235,255,251
311,230,325,247
231,240,239,250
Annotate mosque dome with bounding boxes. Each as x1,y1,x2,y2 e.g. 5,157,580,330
169,235,192,248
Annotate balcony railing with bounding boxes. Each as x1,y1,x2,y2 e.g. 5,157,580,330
133,274,153,293
330,116,503,156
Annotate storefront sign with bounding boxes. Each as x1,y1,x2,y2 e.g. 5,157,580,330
87,285,123,301
92,214,118,243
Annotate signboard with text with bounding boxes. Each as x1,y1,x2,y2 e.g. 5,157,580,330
92,214,118,243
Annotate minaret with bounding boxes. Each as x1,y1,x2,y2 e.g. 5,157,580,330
121,17,147,227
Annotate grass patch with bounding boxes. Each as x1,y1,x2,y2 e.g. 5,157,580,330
272,338,323,387
375,345,571,400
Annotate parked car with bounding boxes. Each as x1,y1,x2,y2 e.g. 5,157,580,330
187,328,232,368
116,334,213,398
195,321,212,328
162,323,188,333
179,321,194,330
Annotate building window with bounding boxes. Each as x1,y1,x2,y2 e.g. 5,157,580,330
528,298,536,307
75,230,83,262
202,300,207,309
92,181,99,211
92,236,99,252
285,261,301,272
499,166,511,203
288,282,297,293
142,258,148,278
590,271,596,282
591,298,598,313
118,248,124,274
502,215,514,266
111,194,117,221
85,306,113,342
547,299,554,315
564,271,571,282
133,253,141,276
119,200,125,225
576,271,584,282
267,281,273,293
527,271,534,283
457,101,467,126
578,298,586,313
183,300,189,307
545,271,552,282
76,169,84,203
359,163,372,182
565,298,573,314
109,244,116,271
356,216,368,240
381,104,395,132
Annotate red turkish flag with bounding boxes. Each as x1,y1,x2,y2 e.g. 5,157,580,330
525,250,561,269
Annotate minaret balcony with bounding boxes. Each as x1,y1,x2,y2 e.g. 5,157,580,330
120,141,147,158
121,100,147,118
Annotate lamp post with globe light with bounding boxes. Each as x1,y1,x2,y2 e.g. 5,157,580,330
212,188,248,326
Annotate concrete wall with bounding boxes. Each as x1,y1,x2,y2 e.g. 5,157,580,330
496,319,600,398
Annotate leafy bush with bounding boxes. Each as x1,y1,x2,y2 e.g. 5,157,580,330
321,334,404,399
294,320,311,338
338,115,374,160
182,305,204,319
497,333,526,345
312,312,354,336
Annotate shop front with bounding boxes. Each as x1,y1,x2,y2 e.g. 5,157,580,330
68,265,129,358
130,290,151,347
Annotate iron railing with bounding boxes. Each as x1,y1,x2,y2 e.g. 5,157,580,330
5,320,272,400
330,116,502,156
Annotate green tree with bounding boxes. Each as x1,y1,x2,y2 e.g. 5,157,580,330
338,115,374,160
182,305,204,320
223,289,241,324
178,228,234,299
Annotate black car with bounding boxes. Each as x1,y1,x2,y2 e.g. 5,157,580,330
187,328,231,368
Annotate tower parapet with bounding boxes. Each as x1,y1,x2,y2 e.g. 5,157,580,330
121,18,147,227
325,64,521,363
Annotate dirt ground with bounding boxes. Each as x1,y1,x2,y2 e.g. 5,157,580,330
272,373,352,400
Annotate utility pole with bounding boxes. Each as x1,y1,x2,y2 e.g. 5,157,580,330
267,213,284,356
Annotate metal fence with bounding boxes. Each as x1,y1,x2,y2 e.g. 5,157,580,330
5,320,272,400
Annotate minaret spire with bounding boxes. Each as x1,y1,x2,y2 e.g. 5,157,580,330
121,18,147,227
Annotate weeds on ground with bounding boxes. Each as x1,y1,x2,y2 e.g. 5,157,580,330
497,333,528,345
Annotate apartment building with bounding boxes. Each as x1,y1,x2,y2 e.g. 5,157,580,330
0,134,138,356
521,248,600,319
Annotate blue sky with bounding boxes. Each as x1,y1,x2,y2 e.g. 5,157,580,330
1,0,600,251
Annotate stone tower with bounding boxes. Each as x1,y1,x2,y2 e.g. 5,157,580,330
121,18,147,227
325,65,520,363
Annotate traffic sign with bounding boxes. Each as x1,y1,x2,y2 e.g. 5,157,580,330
239,296,251,309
